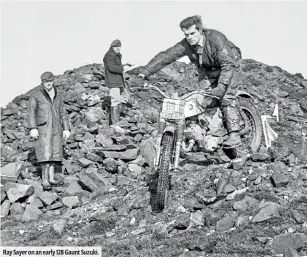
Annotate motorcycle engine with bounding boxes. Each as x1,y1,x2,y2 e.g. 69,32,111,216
183,112,225,152
184,122,205,141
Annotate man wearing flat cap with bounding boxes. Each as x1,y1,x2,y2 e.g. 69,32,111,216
27,71,70,190
103,39,130,125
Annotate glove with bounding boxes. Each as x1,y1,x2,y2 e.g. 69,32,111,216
211,84,226,98
63,130,71,140
130,74,146,88
30,129,39,139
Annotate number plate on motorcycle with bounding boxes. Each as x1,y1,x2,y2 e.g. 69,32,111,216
161,99,185,120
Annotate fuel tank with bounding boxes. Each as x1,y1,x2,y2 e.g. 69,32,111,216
184,94,219,118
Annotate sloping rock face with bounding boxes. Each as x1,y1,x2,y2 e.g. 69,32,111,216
1,60,307,257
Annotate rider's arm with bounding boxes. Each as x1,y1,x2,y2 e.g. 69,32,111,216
27,92,38,129
215,33,239,88
140,40,187,77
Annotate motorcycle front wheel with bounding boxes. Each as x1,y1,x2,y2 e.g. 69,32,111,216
156,131,174,211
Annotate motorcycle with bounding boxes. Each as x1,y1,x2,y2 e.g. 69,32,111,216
142,82,263,211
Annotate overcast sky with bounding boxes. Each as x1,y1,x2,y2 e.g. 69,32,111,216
1,1,307,107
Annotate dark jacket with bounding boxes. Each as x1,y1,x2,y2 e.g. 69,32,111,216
27,85,70,162
103,47,125,88
140,29,241,87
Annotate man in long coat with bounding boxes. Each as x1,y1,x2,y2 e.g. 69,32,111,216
27,71,70,190
103,39,130,125
137,15,243,147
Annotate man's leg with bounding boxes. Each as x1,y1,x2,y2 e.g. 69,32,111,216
221,68,243,147
221,97,242,146
199,75,242,147
41,162,51,190
109,88,121,125
119,86,131,116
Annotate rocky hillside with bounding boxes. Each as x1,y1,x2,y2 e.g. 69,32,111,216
1,59,307,257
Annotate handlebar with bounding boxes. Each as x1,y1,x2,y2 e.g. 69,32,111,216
180,90,220,100
144,83,170,98
143,83,220,100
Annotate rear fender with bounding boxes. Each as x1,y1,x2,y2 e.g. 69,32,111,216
236,90,256,103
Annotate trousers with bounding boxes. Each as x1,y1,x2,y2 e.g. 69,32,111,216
198,63,242,133
109,87,130,107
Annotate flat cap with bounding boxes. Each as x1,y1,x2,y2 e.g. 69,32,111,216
111,39,121,47
40,71,54,82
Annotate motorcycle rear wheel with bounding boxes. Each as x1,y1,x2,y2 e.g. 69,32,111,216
156,131,174,211
238,97,263,153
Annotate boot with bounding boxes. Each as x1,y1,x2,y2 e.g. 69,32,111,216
110,106,120,125
106,106,111,127
120,103,129,117
49,164,63,186
41,163,51,191
224,131,242,147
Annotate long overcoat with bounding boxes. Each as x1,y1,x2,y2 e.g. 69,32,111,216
103,47,125,88
27,85,70,162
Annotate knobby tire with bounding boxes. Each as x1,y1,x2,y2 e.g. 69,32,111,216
156,132,174,211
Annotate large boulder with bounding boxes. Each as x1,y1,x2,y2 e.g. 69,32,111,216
4,183,34,203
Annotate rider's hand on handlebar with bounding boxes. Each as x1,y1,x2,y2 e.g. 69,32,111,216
210,83,226,98
130,74,146,88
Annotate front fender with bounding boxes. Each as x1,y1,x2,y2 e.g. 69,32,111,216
163,125,176,135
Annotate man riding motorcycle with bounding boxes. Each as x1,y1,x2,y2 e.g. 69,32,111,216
137,15,243,147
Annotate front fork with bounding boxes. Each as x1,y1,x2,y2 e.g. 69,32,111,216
173,120,185,169
154,118,185,170
154,118,166,167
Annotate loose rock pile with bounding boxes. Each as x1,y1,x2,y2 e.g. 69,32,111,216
1,63,159,220
1,59,307,256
